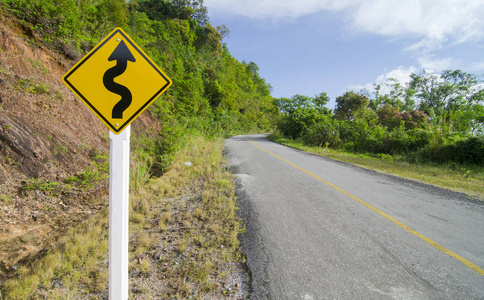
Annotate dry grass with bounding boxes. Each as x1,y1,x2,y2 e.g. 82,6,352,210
0,136,246,299
270,135,484,200
1,207,110,299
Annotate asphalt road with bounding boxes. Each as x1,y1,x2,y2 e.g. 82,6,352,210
224,134,484,300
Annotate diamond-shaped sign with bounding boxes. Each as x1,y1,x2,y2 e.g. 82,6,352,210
63,27,172,134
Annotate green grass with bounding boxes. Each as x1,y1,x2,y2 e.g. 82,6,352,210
64,152,108,189
268,133,484,200
22,178,61,197
27,58,50,74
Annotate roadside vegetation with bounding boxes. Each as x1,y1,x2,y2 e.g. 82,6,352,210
2,0,277,173
1,0,261,298
1,0,483,298
270,70,484,200
1,135,245,299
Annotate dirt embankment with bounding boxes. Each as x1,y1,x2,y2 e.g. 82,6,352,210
0,10,161,278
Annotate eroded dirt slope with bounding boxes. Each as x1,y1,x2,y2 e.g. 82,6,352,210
0,10,161,278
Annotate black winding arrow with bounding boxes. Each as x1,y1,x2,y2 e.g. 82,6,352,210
103,40,136,119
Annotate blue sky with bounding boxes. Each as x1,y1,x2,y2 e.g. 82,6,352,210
203,0,484,108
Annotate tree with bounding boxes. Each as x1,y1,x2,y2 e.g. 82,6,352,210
275,94,313,114
409,70,484,133
95,0,128,37
245,61,259,74
135,0,172,21
185,0,209,26
313,92,330,109
136,0,208,26
127,10,154,42
200,23,223,53
371,78,415,111
377,104,402,129
400,110,429,130
334,91,369,120
217,24,230,40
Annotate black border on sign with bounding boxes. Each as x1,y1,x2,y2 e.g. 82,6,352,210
63,28,172,133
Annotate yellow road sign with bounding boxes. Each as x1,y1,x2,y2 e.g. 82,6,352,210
63,27,172,134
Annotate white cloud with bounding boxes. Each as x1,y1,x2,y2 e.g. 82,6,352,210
349,0,484,70
205,0,484,46
351,0,483,41
417,56,452,71
205,0,484,77
376,66,416,86
203,0,357,20
403,39,444,53
347,66,416,95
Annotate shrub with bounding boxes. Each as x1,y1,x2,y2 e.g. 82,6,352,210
448,136,484,165
406,129,433,149
277,107,326,139
303,118,341,148
362,137,386,153
419,136,484,165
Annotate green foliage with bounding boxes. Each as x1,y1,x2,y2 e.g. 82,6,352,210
65,153,108,188
135,0,208,26
16,79,50,94
5,0,128,55
27,58,50,74
377,104,402,129
125,0,276,142
130,150,153,193
5,0,277,185
275,69,484,166
334,91,369,120
275,94,330,139
303,117,341,148
371,77,415,111
313,92,330,109
23,178,60,197
420,136,484,165
409,70,484,133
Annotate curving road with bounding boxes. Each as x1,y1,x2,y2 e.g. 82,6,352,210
225,134,484,300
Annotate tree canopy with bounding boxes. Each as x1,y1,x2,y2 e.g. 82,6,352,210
273,69,484,165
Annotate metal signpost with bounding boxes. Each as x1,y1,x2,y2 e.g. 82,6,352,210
62,27,172,299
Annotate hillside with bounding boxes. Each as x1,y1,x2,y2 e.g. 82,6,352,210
0,7,162,278
0,0,271,296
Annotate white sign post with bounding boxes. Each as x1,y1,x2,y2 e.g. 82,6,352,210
62,28,171,299
109,125,131,299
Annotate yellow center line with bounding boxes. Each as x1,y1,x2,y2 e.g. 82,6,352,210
248,138,484,276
